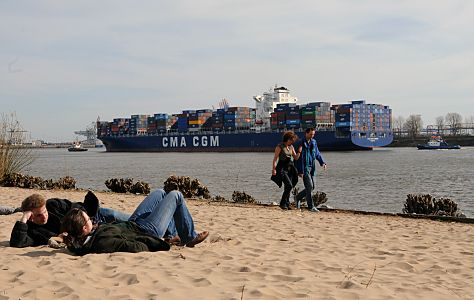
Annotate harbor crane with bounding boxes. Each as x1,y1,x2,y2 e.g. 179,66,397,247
74,122,97,145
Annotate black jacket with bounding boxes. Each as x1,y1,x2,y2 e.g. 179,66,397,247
271,159,299,188
9,191,100,248
69,221,170,255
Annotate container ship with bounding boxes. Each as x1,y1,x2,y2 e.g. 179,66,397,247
97,86,393,152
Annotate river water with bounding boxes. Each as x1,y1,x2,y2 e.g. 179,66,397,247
23,147,474,217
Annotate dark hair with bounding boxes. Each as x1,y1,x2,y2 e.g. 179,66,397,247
305,127,315,133
282,131,298,143
21,194,46,211
61,208,88,247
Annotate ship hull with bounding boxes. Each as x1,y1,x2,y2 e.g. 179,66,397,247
417,145,461,150
99,130,393,152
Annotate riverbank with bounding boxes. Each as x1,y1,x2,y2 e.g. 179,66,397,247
388,135,474,147
1,187,473,299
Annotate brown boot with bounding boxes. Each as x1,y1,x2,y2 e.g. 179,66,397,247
185,231,209,247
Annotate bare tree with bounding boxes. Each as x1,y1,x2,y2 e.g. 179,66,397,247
445,112,462,135
392,116,405,136
0,113,36,179
435,116,444,134
465,116,474,135
403,114,423,139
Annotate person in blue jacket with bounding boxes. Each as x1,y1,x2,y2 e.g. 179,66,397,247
295,128,327,212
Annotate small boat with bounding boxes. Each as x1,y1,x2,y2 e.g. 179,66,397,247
68,142,88,152
417,136,461,150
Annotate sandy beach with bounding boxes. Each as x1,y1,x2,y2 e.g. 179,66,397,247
0,187,473,299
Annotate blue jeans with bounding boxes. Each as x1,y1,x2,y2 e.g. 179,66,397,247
96,208,130,224
129,189,197,244
296,174,315,209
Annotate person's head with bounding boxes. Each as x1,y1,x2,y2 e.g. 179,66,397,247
282,131,298,145
305,127,316,140
61,208,93,246
21,194,48,225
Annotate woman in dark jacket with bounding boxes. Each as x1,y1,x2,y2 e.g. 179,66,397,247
271,131,300,210
61,190,209,255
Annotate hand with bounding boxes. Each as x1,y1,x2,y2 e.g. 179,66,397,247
272,169,276,176
20,211,33,223
50,235,65,243
322,164,328,170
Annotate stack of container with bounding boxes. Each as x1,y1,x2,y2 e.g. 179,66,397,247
271,103,300,130
97,121,110,137
111,118,130,135
130,115,149,135
188,109,213,131
168,114,178,130
147,116,157,134
211,109,225,131
334,104,352,128
299,102,331,128
224,107,252,130
333,100,392,134
146,113,168,134
177,112,190,133
285,105,300,129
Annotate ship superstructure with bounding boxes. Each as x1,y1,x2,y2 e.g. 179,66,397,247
254,86,298,129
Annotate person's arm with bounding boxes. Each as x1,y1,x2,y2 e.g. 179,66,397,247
10,211,35,247
296,145,304,175
272,146,281,176
291,145,301,161
314,144,327,170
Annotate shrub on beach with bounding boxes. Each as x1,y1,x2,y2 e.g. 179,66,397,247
292,187,328,208
210,195,227,202
163,175,211,199
0,113,36,180
104,178,150,194
312,191,328,207
403,194,465,217
232,191,256,204
0,172,76,190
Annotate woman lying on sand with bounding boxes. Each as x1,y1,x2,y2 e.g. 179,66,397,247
60,189,209,255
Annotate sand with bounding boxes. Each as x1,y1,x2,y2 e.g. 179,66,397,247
0,187,473,299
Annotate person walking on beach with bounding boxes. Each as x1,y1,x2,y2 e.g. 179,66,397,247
295,127,327,212
271,131,301,210
9,191,130,248
61,189,209,255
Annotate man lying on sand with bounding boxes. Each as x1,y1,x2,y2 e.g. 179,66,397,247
10,191,130,248
61,189,209,255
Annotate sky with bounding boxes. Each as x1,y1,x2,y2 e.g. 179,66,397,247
1,0,473,142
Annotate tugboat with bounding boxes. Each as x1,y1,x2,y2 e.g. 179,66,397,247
417,136,461,150
68,142,88,152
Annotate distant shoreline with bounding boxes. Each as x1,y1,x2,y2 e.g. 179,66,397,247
388,135,474,147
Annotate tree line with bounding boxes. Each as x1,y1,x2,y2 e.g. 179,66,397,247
393,113,474,138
